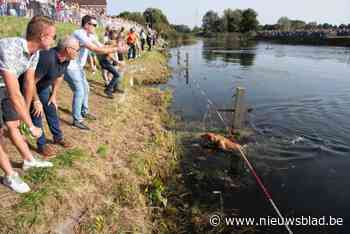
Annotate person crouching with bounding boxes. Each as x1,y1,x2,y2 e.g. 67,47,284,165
98,41,124,99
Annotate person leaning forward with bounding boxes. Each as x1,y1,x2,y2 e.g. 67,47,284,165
20,36,80,158
0,16,55,193
64,15,121,130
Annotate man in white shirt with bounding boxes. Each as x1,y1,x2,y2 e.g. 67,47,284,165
0,16,55,193
64,15,120,130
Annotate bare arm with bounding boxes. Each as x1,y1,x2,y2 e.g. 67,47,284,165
23,68,36,110
84,42,119,55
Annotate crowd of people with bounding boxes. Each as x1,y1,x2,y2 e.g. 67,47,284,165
258,28,350,39
0,0,55,18
0,12,161,193
0,1,113,26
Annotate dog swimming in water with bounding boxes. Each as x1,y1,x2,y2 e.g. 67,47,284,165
201,133,241,152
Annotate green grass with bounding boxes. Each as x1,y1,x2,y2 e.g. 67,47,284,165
128,153,148,176
96,145,108,158
18,187,49,209
0,16,104,41
23,167,56,184
13,148,86,228
52,148,87,168
146,177,167,207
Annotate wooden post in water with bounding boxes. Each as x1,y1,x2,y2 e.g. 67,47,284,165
185,52,189,84
232,87,246,130
185,52,189,68
177,50,181,65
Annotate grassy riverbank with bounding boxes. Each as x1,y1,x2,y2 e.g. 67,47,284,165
0,16,180,233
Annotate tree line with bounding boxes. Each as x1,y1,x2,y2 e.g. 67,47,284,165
201,8,259,34
117,7,260,36
263,16,350,31
116,8,175,39
116,8,196,42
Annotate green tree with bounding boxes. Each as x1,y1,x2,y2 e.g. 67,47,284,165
240,8,259,33
290,20,306,30
143,8,169,28
192,26,202,34
142,8,175,39
223,9,242,32
118,11,131,18
322,23,332,29
304,21,317,30
202,10,221,33
118,11,146,26
277,16,291,31
173,24,192,33
262,24,278,30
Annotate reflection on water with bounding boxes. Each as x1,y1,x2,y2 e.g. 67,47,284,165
202,38,257,67
166,39,350,233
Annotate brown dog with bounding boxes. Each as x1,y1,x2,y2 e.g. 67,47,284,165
201,133,241,152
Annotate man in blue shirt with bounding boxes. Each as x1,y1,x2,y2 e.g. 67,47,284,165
22,36,80,157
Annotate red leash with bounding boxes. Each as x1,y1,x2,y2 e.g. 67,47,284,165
236,146,293,234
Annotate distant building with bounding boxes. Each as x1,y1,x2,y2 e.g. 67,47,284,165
69,0,107,13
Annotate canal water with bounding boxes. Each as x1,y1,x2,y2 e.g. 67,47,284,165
166,38,350,234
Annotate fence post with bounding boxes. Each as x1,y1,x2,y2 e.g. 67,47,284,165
185,52,189,68
185,53,189,84
233,87,246,129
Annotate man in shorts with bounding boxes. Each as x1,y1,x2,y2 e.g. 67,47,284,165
0,16,55,193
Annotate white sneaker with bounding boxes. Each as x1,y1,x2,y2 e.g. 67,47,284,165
23,157,53,171
3,172,30,193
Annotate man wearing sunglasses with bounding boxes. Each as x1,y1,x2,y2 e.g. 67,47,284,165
64,15,120,130
21,36,80,158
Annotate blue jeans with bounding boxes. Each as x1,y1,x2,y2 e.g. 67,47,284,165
64,68,89,122
128,44,136,59
0,5,6,16
100,59,122,92
31,87,63,150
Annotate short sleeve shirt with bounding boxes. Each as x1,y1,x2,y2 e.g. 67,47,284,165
68,29,102,70
0,37,39,87
35,47,69,92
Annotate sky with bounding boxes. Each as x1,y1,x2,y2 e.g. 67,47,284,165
107,0,350,28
